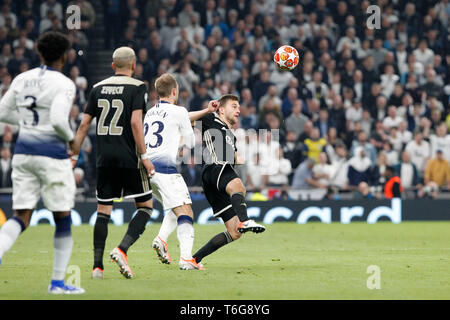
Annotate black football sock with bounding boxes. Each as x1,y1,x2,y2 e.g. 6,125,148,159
93,212,110,270
193,231,233,263
230,192,249,222
118,208,152,255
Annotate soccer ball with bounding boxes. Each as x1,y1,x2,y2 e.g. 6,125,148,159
273,45,299,71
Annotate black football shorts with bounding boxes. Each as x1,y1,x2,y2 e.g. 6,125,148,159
202,163,240,222
96,167,152,204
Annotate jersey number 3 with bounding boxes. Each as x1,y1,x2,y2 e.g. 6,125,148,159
144,120,164,148
97,99,124,135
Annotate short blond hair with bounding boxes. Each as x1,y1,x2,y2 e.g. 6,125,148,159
112,46,136,69
154,73,178,98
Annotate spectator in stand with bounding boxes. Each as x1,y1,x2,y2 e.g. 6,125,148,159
1,126,14,151
329,94,346,137
312,152,334,189
348,147,372,188
394,150,419,191
258,85,282,113
368,38,388,71
252,70,273,105
283,130,304,172
355,181,375,199
351,131,377,165
405,131,431,175
424,150,450,193
70,65,87,107
303,127,327,163
314,108,333,138
7,46,29,77
40,0,63,21
281,87,298,118
413,39,435,68
345,100,363,133
267,148,292,187
380,64,400,98
388,126,402,153
247,152,268,192
383,105,403,130
395,120,411,145
383,141,399,166
284,100,307,138
306,70,329,106
430,123,450,161
292,158,323,189
329,143,349,190
421,68,443,99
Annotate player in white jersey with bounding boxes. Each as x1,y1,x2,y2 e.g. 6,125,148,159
0,32,84,294
145,73,218,270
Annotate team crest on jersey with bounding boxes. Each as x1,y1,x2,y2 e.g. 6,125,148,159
225,135,234,147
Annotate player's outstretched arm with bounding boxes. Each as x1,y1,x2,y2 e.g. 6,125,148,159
188,100,218,123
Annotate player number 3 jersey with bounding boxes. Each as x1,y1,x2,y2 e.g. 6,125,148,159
0,66,76,159
144,101,195,174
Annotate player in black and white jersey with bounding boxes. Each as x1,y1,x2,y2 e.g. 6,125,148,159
72,47,155,279
190,94,266,265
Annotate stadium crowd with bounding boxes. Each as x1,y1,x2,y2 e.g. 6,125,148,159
0,0,449,201
0,0,91,194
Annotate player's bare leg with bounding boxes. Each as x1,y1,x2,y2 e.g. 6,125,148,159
226,178,266,233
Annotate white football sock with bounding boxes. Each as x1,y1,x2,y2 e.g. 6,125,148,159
52,215,73,281
177,215,194,260
52,235,73,281
157,210,177,242
0,218,23,259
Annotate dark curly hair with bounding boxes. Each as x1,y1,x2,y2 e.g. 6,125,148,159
36,31,70,65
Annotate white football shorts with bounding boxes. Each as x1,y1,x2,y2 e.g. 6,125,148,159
11,154,76,211
150,172,192,210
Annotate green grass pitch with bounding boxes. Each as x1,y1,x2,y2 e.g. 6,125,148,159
0,221,449,300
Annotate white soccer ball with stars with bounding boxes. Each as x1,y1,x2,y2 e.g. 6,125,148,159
273,45,299,71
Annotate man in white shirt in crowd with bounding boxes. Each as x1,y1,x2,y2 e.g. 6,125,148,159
329,143,349,190
267,148,292,187
405,131,430,175
383,106,403,130
398,120,413,146
312,152,334,188
395,150,419,189
429,123,450,162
